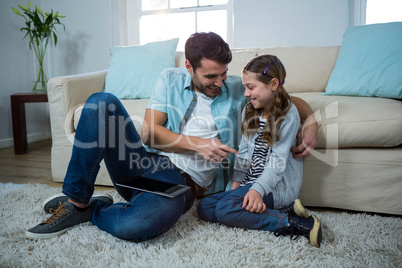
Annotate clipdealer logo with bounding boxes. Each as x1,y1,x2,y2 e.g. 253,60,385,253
65,101,339,166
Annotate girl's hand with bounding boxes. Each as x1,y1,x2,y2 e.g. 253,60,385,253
231,181,240,190
242,190,266,213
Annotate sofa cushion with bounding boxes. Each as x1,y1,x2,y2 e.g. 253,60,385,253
175,52,186,68
228,49,258,75
257,46,340,94
291,92,402,148
325,22,402,99
104,38,179,99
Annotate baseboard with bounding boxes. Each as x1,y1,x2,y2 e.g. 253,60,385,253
0,132,52,149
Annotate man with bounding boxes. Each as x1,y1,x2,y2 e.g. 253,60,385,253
26,32,317,241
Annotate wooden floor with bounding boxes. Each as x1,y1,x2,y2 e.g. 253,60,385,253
0,139,112,191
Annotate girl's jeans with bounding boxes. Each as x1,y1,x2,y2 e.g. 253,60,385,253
197,184,289,231
62,93,194,242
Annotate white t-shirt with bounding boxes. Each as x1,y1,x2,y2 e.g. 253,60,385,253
161,91,220,187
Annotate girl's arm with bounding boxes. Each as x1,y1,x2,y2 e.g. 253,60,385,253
231,107,252,186
232,134,250,184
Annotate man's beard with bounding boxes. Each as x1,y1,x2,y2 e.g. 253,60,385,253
192,74,221,98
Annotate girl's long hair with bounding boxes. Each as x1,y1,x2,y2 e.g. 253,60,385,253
241,55,291,146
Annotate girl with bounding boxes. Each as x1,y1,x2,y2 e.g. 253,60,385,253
197,55,322,247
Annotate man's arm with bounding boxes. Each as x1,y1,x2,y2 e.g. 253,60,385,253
141,108,237,161
289,96,318,158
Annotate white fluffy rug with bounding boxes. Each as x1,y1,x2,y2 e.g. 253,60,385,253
0,183,401,267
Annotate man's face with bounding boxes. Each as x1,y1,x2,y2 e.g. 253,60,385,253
186,58,228,98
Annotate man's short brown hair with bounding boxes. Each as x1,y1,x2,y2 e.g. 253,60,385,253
185,32,232,71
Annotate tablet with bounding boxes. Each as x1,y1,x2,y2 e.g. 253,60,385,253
116,176,191,198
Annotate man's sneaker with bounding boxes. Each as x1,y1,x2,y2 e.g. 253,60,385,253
43,193,113,213
274,215,322,248
25,202,92,239
280,199,309,218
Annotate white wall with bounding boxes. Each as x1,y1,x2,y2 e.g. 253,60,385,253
0,0,111,148
232,0,349,48
0,0,351,148
41,0,112,77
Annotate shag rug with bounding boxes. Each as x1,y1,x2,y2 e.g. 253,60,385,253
0,183,401,268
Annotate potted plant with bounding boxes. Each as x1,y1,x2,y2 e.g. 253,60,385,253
12,2,65,93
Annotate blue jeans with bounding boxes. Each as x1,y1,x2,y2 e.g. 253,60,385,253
197,184,288,231
62,92,194,241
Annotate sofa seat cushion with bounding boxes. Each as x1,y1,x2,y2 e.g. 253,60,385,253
291,92,402,148
74,99,150,133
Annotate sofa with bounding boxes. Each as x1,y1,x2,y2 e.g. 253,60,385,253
47,26,402,215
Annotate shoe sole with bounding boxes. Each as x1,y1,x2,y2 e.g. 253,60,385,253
25,228,70,239
309,215,322,248
294,199,309,218
42,193,113,213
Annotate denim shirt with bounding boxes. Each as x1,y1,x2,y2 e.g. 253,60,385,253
232,104,303,208
146,68,246,193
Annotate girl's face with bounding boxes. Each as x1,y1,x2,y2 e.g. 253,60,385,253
242,71,278,117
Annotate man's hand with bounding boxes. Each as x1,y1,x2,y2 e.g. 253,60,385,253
289,96,318,159
242,190,266,213
291,117,318,158
191,137,238,162
231,181,240,190
142,109,238,159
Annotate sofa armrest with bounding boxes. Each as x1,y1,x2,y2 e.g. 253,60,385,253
47,70,107,145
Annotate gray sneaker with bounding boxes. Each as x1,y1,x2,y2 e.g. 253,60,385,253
43,193,113,213
25,202,92,239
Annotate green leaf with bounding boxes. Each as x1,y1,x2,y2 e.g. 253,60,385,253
53,32,58,46
18,5,30,13
35,6,44,17
26,12,34,21
12,7,23,16
45,13,53,25
33,13,40,29
22,31,30,40
13,2,65,50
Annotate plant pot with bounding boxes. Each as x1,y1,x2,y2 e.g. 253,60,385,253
32,81,47,94
32,33,53,93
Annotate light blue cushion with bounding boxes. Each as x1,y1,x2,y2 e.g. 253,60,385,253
325,22,402,99
104,38,179,99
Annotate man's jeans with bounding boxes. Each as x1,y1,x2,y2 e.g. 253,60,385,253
62,92,194,241
197,184,289,231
